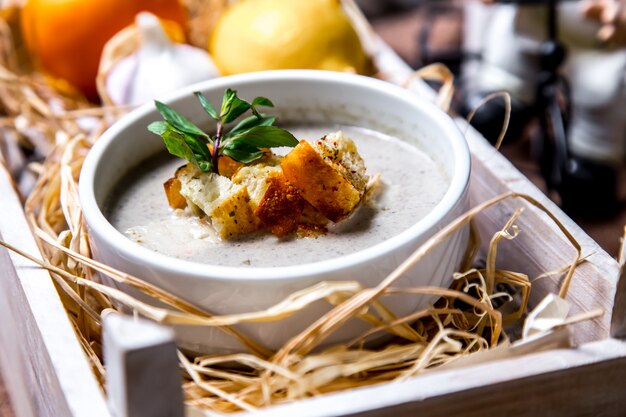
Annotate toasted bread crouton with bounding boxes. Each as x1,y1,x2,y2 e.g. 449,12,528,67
315,131,368,192
163,176,187,209
296,202,329,237
170,131,364,238
217,155,243,178
177,164,259,239
255,173,305,236
164,165,195,209
231,161,282,210
208,189,259,239
232,162,305,236
281,132,367,222
208,144,243,178
300,202,329,228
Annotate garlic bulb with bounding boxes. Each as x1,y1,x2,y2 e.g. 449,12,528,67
105,12,220,106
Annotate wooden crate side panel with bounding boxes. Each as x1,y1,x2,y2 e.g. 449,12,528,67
611,264,626,338
0,164,111,417
353,355,626,417
0,241,71,417
245,338,626,417
463,125,619,344
1,244,40,417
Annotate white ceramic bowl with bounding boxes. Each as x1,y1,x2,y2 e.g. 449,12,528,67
79,70,470,353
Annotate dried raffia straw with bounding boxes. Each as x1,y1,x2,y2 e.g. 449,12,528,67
0,185,584,413
271,191,580,365
178,351,259,412
30,225,273,358
465,91,512,150
4,184,579,411
402,63,455,113
532,255,591,283
0,5,594,414
485,207,523,293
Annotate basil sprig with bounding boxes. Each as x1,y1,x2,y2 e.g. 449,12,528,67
148,89,298,174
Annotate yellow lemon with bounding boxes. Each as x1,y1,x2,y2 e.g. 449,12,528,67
209,0,370,75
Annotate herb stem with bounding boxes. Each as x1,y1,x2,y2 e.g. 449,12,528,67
212,122,223,174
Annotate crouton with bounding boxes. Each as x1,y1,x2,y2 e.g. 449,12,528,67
170,131,366,238
255,173,305,236
176,164,259,239
232,162,305,236
300,202,329,228
281,131,367,222
208,144,243,178
231,161,282,209
163,177,187,209
315,131,368,192
296,202,329,237
164,165,194,209
217,155,243,178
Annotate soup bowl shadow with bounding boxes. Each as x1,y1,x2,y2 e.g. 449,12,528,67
79,70,471,354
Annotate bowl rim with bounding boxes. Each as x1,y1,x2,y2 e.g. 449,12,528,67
79,69,470,282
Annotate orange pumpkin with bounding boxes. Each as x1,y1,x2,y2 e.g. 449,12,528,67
21,0,187,100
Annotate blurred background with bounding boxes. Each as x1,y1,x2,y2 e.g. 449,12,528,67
362,0,626,256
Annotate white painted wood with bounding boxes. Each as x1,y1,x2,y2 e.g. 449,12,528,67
0,243,38,417
103,312,183,417
611,264,626,338
464,124,619,344
246,338,626,417
611,236,626,338
0,163,111,417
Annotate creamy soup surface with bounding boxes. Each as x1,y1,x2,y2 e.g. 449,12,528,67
105,125,450,267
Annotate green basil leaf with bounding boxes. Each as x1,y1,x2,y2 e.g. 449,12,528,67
151,90,296,175
222,140,265,163
228,126,298,148
220,88,237,116
222,147,265,164
194,92,219,120
251,97,274,108
222,99,251,124
250,97,273,117
224,114,276,139
152,121,212,163
223,139,258,151
154,101,208,138
182,132,212,164
147,121,168,135
197,160,212,172
220,89,253,123
148,120,212,172
160,130,203,169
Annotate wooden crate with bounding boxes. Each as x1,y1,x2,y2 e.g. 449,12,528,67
1,42,625,417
